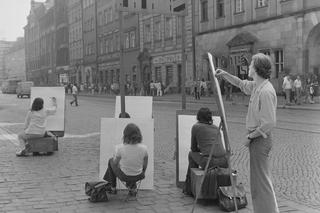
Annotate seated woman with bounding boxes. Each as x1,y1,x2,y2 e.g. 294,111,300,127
103,123,148,196
16,97,57,157
183,107,228,196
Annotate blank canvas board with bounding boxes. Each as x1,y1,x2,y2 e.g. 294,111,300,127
114,96,152,118
30,87,65,132
99,118,154,189
177,115,225,182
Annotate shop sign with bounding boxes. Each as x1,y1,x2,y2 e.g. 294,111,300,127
152,53,182,64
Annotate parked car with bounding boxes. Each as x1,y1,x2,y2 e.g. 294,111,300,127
1,79,21,94
16,81,34,98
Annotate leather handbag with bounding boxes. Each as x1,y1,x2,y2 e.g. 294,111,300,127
217,184,248,212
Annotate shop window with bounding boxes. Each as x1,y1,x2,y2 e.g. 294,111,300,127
201,0,208,22
165,65,173,86
275,49,283,78
155,67,162,82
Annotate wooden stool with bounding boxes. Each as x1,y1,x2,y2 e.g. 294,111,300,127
27,137,58,154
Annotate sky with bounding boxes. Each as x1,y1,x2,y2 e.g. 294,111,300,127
0,0,44,41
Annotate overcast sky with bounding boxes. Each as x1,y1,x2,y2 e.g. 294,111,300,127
0,0,45,41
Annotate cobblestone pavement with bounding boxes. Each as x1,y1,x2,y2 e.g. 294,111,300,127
0,94,320,212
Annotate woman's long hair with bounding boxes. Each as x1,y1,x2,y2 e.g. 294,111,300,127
123,123,142,144
196,107,213,125
31,98,44,111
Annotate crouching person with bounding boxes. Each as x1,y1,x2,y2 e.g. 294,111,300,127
183,107,228,196
103,123,148,196
16,97,57,157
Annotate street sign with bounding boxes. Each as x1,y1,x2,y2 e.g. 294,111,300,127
119,0,186,16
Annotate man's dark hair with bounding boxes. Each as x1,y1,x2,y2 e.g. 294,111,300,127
252,53,272,79
196,107,213,125
31,97,44,111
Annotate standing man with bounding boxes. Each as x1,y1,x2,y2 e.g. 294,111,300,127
282,74,292,105
70,83,79,107
293,75,302,105
216,53,279,213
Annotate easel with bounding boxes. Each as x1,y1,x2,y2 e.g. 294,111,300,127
190,53,238,213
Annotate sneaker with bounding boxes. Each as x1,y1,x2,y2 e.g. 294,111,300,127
128,188,137,197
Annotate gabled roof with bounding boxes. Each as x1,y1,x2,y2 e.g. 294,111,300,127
226,32,258,47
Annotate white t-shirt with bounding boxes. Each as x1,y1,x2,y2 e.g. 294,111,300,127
72,85,78,94
115,143,148,176
294,79,302,89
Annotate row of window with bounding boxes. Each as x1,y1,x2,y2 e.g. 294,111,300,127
69,43,83,61
200,0,269,22
143,16,182,43
97,7,118,26
84,43,95,56
69,24,82,42
83,0,94,9
83,18,95,32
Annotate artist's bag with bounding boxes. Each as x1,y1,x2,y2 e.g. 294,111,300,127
217,184,248,212
85,181,109,202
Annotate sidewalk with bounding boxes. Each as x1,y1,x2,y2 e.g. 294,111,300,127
75,92,320,111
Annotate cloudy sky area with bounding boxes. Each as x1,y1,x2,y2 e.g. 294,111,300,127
0,0,44,41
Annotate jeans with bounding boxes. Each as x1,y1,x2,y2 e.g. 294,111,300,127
103,158,145,188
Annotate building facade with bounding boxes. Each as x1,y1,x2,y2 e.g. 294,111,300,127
139,0,193,94
82,0,97,87
55,0,69,85
3,38,26,81
0,40,14,83
24,0,43,85
194,0,320,92
96,0,140,94
68,0,83,85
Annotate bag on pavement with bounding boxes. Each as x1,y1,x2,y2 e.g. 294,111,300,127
217,184,248,212
85,181,109,202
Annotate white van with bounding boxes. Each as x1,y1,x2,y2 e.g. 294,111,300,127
16,81,34,98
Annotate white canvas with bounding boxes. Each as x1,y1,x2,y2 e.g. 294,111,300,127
114,96,153,118
177,115,225,182
99,118,154,189
30,87,65,132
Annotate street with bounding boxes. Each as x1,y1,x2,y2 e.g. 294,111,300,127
0,93,320,213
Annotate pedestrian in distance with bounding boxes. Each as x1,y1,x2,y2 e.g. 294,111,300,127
16,97,58,157
103,123,148,197
282,74,292,105
183,107,228,196
70,83,79,106
216,53,279,213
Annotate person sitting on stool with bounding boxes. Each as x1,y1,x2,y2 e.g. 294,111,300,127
103,123,148,196
183,107,228,196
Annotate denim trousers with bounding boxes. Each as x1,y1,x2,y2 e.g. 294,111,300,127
103,158,145,188
249,135,279,213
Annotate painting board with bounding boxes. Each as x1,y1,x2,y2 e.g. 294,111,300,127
99,118,154,189
176,110,225,186
114,96,153,118
30,87,65,136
